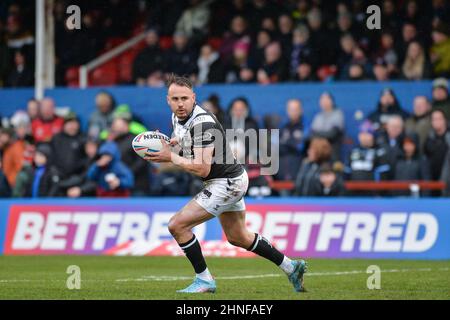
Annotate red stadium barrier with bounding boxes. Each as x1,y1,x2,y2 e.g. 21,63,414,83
269,180,446,191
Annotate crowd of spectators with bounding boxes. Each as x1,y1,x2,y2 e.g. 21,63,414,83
1,0,450,87
1,76,450,199
115,0,450,86
1,0,450,198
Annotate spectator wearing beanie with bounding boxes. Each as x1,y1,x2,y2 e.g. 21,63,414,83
431,77,450,121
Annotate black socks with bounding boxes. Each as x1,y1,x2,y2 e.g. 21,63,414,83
178,234,207,274
247,233,284,266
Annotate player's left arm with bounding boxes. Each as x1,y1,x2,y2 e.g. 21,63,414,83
145,122,216,178
171,146,213,178
144,141,213,178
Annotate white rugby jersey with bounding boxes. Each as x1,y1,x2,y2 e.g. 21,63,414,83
171,104,243,181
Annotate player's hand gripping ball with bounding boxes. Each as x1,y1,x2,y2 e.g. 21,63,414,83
132,131,170,159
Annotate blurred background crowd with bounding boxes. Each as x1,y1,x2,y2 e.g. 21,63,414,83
1,77,450,198
0,0,450,199
0,0,450,87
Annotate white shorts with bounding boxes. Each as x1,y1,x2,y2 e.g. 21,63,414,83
194,170,249,216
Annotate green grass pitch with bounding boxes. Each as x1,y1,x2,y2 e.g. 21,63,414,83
0,256,448,300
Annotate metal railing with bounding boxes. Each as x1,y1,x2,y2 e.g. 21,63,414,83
79,31,147,88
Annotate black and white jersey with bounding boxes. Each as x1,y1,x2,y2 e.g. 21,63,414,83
172,104,244,181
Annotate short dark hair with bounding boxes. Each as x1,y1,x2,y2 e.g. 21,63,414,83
166,74,193,90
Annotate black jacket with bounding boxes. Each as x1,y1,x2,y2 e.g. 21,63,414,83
345,145,390,181
424,130,450,180
0,170,11,197
310,173,346,197
294,160,320,196
377,133,405,179
132,45,165,82
15,165,61,197
51,131,87,178
114,132,150,194
164,46,198,76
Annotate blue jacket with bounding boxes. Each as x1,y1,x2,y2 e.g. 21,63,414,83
87,141,134,191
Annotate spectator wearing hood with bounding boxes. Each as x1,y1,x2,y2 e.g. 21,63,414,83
31,97,64,143
424,109,450,182
88,91,116,139
405,96,432,153
431,77,450,121
224,97,259,161
310,92,345,161
87,141,134,197
393,133,430,196
13,143,61,198
108,116,150,196
368,88,410,132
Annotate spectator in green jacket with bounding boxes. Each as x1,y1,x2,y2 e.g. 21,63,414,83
99,104,147,140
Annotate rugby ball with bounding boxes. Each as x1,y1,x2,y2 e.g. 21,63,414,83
132,131,170,158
